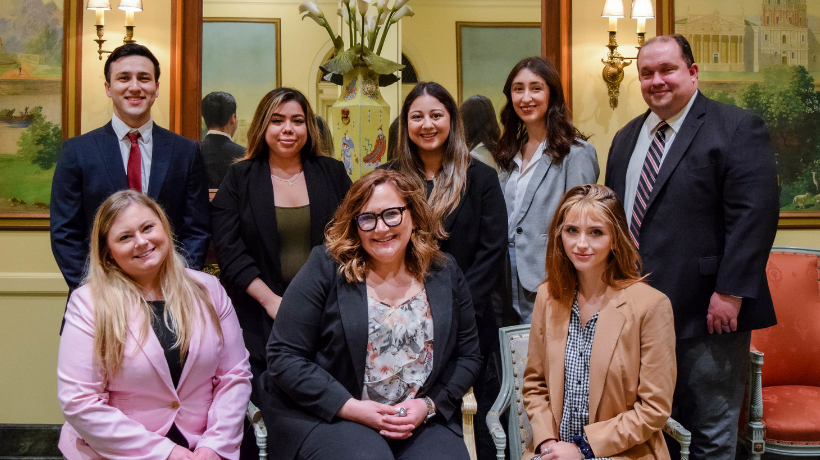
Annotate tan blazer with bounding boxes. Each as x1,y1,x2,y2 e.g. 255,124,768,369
522,282,676,460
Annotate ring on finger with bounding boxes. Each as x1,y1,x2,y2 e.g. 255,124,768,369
398,406,407,417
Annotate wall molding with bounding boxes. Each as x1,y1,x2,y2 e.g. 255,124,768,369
0,273,68,295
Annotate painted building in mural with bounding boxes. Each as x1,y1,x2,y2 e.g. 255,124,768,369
675,0,820,72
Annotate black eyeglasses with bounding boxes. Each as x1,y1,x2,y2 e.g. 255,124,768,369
355,206,407,232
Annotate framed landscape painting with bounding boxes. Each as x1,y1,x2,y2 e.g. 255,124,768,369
662,0,820,228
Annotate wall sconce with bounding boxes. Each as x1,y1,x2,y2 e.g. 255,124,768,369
601,0,654,109
88,0,144,61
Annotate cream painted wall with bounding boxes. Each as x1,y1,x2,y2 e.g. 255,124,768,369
570,0,818,249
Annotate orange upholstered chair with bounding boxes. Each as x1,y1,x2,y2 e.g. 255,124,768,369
738,247,820,459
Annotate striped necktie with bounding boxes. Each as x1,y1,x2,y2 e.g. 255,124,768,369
630,121,669,249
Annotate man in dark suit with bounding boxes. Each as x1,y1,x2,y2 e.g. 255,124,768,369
51,44,210,297
604,35,779,460
201,91,245,189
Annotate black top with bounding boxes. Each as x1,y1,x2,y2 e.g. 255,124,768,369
149,300,189,449
201,133,245,189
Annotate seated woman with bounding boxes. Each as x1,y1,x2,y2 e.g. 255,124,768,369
58,190,252,460
522,184,675,460
256,169,483,460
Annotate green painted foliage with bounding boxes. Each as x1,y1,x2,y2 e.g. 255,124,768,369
16,107,62,170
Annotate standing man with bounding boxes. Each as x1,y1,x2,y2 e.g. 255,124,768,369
605,35,779,460
51,44,210,297
201,91,245,189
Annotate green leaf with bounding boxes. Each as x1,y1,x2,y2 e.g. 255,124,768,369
322,48,359,75
361,47,404,75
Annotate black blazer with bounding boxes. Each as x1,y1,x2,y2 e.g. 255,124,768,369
604,92,779,340
200,133,245,189
256,247,482,460
210,154,351,369
383,159,508,355
50,122,211,292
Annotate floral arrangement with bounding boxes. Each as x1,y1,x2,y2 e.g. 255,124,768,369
299,0,415,85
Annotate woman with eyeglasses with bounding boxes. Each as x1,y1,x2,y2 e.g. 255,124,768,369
254,169,482,460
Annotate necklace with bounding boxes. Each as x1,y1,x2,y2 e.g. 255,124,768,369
271,170,303,186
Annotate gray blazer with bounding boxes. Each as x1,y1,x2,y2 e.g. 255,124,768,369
499,139,599,291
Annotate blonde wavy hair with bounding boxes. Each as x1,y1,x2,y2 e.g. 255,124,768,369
86,190,222,384
325,169,445,283
544,184,646,300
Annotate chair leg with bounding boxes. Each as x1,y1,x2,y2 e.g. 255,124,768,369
746,351,765,460
254,422,268,460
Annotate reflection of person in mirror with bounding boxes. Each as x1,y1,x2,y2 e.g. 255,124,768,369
201,91,245,189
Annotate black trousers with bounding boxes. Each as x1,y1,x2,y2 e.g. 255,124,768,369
297,419,471,460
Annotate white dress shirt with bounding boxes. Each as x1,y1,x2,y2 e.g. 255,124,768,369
505,140,546,239
206,129,233,140
623,91,699,223
111,114,154,193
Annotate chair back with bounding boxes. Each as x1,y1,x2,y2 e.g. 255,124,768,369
497,324,533,460
753,247,820,387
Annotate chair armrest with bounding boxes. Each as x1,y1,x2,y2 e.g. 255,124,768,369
463,388,478,415
462,388,478,460
663,417,691,460
487,382,512,460
247,400,262,424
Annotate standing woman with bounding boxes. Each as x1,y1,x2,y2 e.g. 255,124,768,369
211,87,352,381
498,57,599,325
460,95,501,172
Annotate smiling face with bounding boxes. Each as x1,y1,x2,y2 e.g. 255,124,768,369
357,183,414,269
105,55,159,128
638,39,699,120
407,94,451,156
265,100,308,160
511,68,549,127
106,203,169,286
561,207,614,278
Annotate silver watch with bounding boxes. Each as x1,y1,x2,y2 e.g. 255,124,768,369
422,396,436,422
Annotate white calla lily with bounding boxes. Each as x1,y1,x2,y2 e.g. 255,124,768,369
356,0,370,16
377,9,389,25
298,1,324,18
342,0,350,4
390,5,413,22
376,0,389,11
337,6,350,23
391,0,409,12
365,14,376,37
301,10,325,26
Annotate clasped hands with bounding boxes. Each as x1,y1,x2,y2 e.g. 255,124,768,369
338,398,427,440
537,440,583,460
168,446,219,460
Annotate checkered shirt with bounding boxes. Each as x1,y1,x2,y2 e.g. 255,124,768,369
556,295,611,460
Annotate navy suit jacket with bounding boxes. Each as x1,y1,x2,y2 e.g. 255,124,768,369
604,92,779,340
50,122,211,292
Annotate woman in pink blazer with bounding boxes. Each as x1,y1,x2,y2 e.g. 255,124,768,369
57,190,252,460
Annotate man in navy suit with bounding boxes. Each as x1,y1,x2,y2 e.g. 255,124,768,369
201,91,245,189
50,44,210,296
605,35,779,460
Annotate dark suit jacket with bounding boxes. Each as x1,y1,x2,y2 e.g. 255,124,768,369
604,92,779,340
50,122,211,292
257,247,483,460
200,133,245,189
210,154,351,370
383,159,508,355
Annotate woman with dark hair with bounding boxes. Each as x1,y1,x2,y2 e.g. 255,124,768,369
211,87,351,381
256,169,482,460
460,95,501,172
498,57,599,326
522,184,675,460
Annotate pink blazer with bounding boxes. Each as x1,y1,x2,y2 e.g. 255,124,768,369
58,270,252,460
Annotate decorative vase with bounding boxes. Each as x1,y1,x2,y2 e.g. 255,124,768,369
331,65,390,182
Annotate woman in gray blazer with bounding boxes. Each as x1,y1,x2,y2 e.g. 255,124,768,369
497,57,599,325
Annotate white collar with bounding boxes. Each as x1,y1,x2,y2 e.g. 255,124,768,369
112,114,153,142
645,90,699,135
513,139,546,172
206,129,233,140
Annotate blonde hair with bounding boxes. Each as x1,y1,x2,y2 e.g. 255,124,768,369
87,190,222,384
325,169,445,283
394,82,470,226
243,87,325,161
544,184,645,300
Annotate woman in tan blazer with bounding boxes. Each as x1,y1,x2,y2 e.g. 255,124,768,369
522,184,676,460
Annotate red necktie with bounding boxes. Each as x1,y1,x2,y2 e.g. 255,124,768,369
126,131,142,193
630,121,669,249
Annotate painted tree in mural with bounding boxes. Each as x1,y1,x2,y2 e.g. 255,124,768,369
739,65,820,208
17,106,61,170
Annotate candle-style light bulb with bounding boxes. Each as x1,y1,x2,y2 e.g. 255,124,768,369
125,10,134,26
87,1,111,26
95,8,104,26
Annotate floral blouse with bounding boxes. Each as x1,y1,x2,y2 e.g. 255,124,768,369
363,290,434,404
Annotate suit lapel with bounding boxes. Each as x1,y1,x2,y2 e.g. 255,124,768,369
546,295,572,428
424,265,452,386
588,287,626,421
303,157,330,245
337,280,368,391
610,112,649,199
514,154,551,227
643,93,706,214
248,157,280,273
129,310,175,394
147,126,172,199
98,123,129,190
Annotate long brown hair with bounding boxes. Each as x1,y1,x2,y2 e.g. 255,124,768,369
497,57,588,171
393,82,470,225
544,184,645,300
87,190,222,384
243,87,325,161
325,169,445,283
460,95,501,159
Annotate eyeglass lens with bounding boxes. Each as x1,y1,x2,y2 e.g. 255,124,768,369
357,207,404,231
